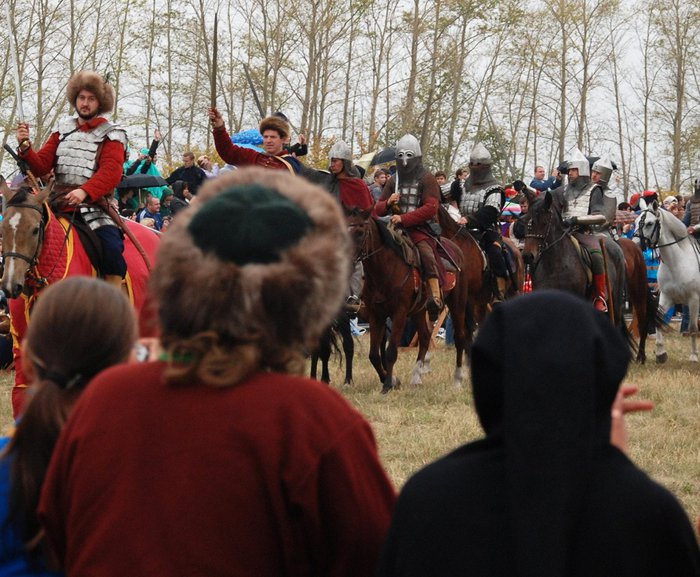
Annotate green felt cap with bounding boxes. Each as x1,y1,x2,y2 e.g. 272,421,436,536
187,183,313,265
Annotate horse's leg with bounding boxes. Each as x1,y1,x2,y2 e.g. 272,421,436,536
339,313,354,385
687,296,699,363
409,311,431,386
383,312,410,393
368,316,388,388
310,353,319,380
655,291,673,364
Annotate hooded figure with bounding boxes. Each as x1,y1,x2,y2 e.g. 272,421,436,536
39,168,396,577
377,290,700,577
374,134,443,317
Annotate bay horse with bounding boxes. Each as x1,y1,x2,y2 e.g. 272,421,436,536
310,311,354,386
635,201,700,362
521,190,629,335
437,205,525,366
0,176,160,416
346,208,467,391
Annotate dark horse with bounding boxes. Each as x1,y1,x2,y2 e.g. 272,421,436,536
310,311,354,386
521,190,629,334
437,205,525,364
346,208,467,391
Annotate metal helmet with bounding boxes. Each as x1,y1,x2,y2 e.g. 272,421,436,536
396,134,421,167
469,142,493,166
591,155,613,184
329,140,352,161
567,148,590,178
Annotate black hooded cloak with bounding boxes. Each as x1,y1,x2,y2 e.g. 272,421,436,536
376,290,700,577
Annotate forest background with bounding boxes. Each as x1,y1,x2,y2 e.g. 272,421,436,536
1,0,699,197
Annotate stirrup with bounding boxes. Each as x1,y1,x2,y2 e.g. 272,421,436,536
593,296,608,313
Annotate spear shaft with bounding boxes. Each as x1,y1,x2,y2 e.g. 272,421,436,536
4,5,24,122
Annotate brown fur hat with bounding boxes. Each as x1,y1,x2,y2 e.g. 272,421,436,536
66,70,115,114
259,115,290,139
151,167,351,385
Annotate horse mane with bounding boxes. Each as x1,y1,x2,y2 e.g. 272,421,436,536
658,207,687,238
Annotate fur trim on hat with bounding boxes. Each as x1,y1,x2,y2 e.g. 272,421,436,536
259,116,290,139
151,167,351,387
66,70,115,114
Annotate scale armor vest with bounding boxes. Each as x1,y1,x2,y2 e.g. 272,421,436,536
563,181,596,219
459,184,502,217
54,117,127,186
690,201,700,227
397,181,421,214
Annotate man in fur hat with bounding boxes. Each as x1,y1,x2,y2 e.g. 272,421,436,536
16,70,128,288
208,107,304,174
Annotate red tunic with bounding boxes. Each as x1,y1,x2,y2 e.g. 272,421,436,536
213,126,298,173
39,363,396,577
339,178,374,211
19,117,124,202
374,174,439,243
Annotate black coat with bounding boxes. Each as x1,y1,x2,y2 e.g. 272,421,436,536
377,291,700,577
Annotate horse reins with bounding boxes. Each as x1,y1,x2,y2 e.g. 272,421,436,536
524,206,570,268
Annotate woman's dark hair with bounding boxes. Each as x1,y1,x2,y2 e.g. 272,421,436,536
171,180,188,200
3,277,136,562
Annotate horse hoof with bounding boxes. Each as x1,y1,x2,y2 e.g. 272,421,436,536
343,380,353,387
656,352,668,364
381,384,392,394
690,355,698,363
453,380,463,389
393,376,401,390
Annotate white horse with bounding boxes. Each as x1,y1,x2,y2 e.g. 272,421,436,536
635,201,700,363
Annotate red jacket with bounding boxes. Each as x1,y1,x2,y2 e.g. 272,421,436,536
19,117,124,202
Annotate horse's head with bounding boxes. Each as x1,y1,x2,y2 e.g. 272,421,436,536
522,190,560,266
634,200,660,251
0,177,52,298
344,206,372,259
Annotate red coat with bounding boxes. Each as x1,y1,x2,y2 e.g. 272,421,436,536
40,363,396,577
213,126,298,173
19,117,124,202
374,174,439,243
339,178,374,211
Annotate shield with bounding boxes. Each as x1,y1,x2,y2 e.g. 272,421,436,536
370,147,396,167
116,174,168,189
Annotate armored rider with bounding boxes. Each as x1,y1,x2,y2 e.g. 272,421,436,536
558,149,609,312
590,155,618,236
374,134,443,318
453,143,509,302
16,70,128,288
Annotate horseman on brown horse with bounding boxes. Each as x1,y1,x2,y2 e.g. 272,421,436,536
374,134,445,320
452,143,510,303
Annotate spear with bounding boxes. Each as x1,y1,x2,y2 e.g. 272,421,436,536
210,12,218,109
4,4,24,122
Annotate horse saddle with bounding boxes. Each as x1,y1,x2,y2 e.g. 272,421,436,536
375,219,420,268
569,234,593,286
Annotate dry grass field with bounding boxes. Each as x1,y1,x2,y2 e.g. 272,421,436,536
0,327,697,527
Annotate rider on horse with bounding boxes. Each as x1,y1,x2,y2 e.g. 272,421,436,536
558,149,610,312
16,70,127,289
374,134,443,319
453,143,509,302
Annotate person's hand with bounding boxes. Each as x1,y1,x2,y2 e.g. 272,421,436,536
458,216,468,225
208,107,224,129
551,168,559,177
16,123,31,151
688,226,697,235
64,188,88,206
298,133,306,145
388,192,400,206
390,214,402,225
154,129,162,141
610,385,654,454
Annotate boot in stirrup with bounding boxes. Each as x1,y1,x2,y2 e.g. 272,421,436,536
426,277,443,322
493,276,508,304
593,273,608,313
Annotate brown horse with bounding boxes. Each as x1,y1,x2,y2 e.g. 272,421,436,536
437,205,525,362
346,209,467,391
0,176,159,416
618,237,659,363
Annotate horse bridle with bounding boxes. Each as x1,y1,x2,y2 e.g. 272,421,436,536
634,209,692,250
524,205,569,267
1,202,45,271
349,218,383,263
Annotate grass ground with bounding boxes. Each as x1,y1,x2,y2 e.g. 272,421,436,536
0,328,697,526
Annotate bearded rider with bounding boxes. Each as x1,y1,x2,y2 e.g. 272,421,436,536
557,149,610,312
16,71,127,288
453,143,509,302
374,134,443,318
